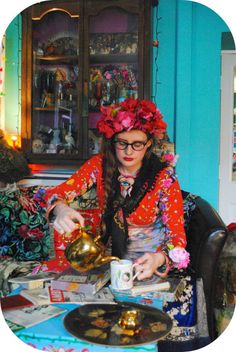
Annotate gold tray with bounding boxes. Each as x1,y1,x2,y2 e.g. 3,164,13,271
64,302,172,347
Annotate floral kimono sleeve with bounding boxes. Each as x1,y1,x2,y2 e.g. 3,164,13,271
44,154,103,219
159,173,190,269
161,178,186,247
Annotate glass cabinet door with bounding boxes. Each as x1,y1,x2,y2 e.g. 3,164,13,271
86,7,139,155
21,0,151,163
32,10,80,156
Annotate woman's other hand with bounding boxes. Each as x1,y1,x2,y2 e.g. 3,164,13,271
134,252,166,280
53,203,85,235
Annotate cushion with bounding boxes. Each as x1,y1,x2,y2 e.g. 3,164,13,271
0,186,50,261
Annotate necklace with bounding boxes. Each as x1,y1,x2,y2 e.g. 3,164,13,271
118,169,139,197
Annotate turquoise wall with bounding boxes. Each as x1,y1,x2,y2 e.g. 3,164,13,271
154,0,231,208
5,15,21,134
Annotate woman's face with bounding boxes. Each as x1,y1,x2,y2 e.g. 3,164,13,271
114,130,152,172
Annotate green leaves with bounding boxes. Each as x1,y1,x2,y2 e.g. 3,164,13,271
19,209,29,224
0,186,50,260
0,207,10,218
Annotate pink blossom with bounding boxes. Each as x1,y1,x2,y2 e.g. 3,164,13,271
137,108,152,120
122,69,129,80
162,213,168,225
169,247,190,269
164,153,174,162
116,111,135,129
104,71,112,80
163,179,172,188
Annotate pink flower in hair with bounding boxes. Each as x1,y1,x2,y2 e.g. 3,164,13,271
116,111,136,129
163,153,175,163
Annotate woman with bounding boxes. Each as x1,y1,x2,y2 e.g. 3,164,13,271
44,98,189,277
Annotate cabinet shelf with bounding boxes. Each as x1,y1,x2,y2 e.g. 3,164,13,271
35,55,78,64
34,106,56,111
90,54,137,64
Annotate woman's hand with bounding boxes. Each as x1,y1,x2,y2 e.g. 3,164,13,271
53,203,85,235
134,252,166,280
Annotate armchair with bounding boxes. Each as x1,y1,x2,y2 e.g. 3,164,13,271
183,193,228,341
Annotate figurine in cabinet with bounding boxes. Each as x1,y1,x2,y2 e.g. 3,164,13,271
37,125,54,145
65,131,75,150
32,138,45,154
36,42,44,56
131,43,138,54
51,128,61,146
126,46,132,54
47,128,61,153
45,41,56,55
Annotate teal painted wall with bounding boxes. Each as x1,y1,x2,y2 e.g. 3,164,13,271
155,0,231,208
5,15,21,135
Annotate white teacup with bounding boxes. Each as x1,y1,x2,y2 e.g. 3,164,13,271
110,259,138,291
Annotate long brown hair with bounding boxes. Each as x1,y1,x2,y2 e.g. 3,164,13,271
100,136,117,216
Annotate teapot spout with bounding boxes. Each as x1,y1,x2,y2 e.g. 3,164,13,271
97,256,120,266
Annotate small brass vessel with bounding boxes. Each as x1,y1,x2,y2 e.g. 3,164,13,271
65,228,119,271
118,310,142,333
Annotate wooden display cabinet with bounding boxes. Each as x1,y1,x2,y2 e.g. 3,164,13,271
21,0,152,164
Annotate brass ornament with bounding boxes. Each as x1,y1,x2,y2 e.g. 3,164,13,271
118,310,142,334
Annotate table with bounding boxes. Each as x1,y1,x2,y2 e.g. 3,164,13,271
15,303,158,352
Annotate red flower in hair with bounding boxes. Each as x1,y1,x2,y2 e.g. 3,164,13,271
97,98,167,138
140,99,157,114
120,98,140,112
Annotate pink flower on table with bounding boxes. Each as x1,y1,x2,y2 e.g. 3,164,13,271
168,247,190,269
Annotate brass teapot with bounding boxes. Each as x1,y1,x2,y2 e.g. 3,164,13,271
65,228,119,271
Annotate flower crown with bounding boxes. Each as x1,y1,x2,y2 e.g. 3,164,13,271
96,98,167,138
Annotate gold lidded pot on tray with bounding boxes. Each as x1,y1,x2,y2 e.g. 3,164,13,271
118,309,143,334
65,226,119,272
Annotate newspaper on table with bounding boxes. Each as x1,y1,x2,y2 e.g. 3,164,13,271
21,286,115,305
3,304,66,332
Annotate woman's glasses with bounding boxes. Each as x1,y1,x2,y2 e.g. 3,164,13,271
114,139,149,151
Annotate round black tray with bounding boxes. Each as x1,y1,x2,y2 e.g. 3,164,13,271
64,301,172,347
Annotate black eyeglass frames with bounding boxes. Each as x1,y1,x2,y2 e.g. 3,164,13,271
113,139,149,151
